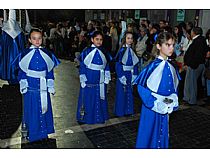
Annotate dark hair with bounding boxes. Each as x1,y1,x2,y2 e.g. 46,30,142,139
159,20,166,24
152,23,160,31
187,21,194,29
91,30,104,39
173,25,183,43
121,31,133,46
205,29,210,39
29,28,42,39
156,31,175,46
192,27,203,36
178,22,186,31
186,29,192,36
163,26,173,34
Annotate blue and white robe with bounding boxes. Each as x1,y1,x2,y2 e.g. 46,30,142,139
16,45,60,142
135,56,180,149
77,44,112,124
0,20,25,83
114,45,139,116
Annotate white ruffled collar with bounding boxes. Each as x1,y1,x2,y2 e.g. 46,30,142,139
84,45,107,69
122,45,139,66
146,56,179,92
19,47,54,73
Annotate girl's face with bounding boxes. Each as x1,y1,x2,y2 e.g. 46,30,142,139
174,27,179,34
29,31,42,47
156,38,174,59
91,34,103,47
125,33,133,46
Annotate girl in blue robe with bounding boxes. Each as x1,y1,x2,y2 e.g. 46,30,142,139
15,28,60,142
77,31,112,124
135,32,180,149
114,31,139,117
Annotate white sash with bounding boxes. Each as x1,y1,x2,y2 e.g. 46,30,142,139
26,70,48,114
83,45,107,99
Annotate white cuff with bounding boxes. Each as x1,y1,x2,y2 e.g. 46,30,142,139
119,76,127,85
19,79,28,94
104,71,111,84
80,74,87,83
47,79,54,88
105,71,111,80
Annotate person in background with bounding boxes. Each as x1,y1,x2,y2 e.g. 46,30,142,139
183,27,208,105
204,29,210,104
135,26,148,72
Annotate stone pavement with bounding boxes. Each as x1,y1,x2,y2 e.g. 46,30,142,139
1,59,210,149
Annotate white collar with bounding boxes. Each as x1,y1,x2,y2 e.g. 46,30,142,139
157,55,168,61
122,46,139,66
84,46,107,69
192,35,199,40
19,47,54,73
30,45,42,49
147,57,179,93
91,44,97,48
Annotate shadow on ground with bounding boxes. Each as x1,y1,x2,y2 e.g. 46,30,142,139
0,84,22,139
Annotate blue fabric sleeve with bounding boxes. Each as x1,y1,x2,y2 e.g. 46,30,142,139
133,64,139,75
138,84,156,109
18,69,27,81
115,62,124,78
46,69,54,80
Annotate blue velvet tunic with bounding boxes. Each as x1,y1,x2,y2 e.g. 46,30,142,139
114,47,139,116
0,31,25,83
77,46,111,124
16,47,60,142
135,57,180,148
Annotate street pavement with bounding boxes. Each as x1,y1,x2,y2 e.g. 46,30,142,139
0,59,210,149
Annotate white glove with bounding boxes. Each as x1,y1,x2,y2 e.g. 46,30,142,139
104,71,111,84
79,74,87,82
80,74,87,88
151,92,179,114
81,82,86,88
152,101,169,114
48,87,55,95
166,93,179,114
167,104,174,114
47,79,55,94
104,77,110,84
119,76,127,85
19,79,28,94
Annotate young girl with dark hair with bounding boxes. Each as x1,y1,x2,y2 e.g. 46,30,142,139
135,32,180,148
76,31,112,124
114,31,139,117
15,28,60,142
